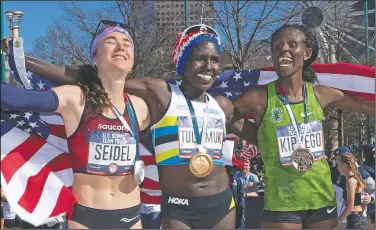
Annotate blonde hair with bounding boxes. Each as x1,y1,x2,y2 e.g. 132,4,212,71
337,154,366,190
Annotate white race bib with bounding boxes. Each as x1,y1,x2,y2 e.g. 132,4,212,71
87,130,136,175
277,121,325,165
178,116,224,159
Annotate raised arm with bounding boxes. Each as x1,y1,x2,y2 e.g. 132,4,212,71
2,37,80,85
215,96,257,145
25,56,80,84
314,85,375,116
215,86,267,145
124,77,170,109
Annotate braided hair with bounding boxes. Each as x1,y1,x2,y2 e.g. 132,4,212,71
271,24,319,84
337,154,366,190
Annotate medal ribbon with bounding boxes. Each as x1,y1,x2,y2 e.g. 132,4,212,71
183,94,209,153
110,94,140,161
277,82,308,149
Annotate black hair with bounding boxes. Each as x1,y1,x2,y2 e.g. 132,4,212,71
271,24,319,84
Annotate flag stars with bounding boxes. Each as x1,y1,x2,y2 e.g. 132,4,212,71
17,120,26,127
233,72,242,81
26,71,33,80
225,92,232,98
24,128,32,133
29,122,39,128
37,81,45,90
220,81,228,88
24,112,33,120
244,81,250,86
10,113,20,119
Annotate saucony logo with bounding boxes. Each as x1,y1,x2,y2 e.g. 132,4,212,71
120,215,139,223
98,124,127,131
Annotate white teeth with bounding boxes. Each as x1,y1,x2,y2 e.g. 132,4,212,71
278,57,292,67
279,57,292,62
280,64,292,67
197,74,212,81
113,56,125,59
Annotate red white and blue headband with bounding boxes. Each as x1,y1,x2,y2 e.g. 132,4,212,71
90,21,134,65
172,24,222,76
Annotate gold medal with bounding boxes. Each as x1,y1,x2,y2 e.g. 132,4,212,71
291,148,314,171
189,151,213,178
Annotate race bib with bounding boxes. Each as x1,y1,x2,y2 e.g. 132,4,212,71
87,130,136,175
178,116,224,159
277,121,325,165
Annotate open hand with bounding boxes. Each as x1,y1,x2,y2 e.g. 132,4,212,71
1,37,12,54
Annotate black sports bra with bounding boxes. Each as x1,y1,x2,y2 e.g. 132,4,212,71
343,175,362,206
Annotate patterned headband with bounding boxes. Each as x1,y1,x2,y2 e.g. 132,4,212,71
172,24,222,76
90,26,134,65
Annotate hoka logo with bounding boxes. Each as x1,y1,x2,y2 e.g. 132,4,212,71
168,197,189,205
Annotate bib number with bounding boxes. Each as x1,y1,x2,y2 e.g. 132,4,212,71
87,130,136,175
178,116,224,159
277,121,325,165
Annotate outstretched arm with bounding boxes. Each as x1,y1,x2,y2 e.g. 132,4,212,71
315,85,375,116
125,77,170,109
1,83,79,115
215,86,267,145
215,96,257,145
2,37,80,85
25,56,80,84
1,83,59,112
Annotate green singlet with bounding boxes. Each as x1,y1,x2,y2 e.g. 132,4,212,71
257,81,336,211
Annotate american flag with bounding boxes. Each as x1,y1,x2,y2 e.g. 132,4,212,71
1,37,375,226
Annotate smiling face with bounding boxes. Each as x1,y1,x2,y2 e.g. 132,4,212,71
93,31,134,76
271,27,312,79
242,160,250,174
182,41,220,91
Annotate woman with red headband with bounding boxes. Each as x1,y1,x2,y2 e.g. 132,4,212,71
1,20,149,229
2,24,251,229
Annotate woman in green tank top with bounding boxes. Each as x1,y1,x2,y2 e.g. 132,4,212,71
216,24,375,229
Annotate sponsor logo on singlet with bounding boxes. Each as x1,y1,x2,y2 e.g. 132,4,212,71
168,197,189,205
178,116,224,159
97,124,128,131
277,120,325,164
175,104,221,115
87,129,136,176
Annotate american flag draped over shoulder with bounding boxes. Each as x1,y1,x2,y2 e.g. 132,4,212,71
168,63,375,101
1,38,75,226
1,37,375,226
167,61,375,160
